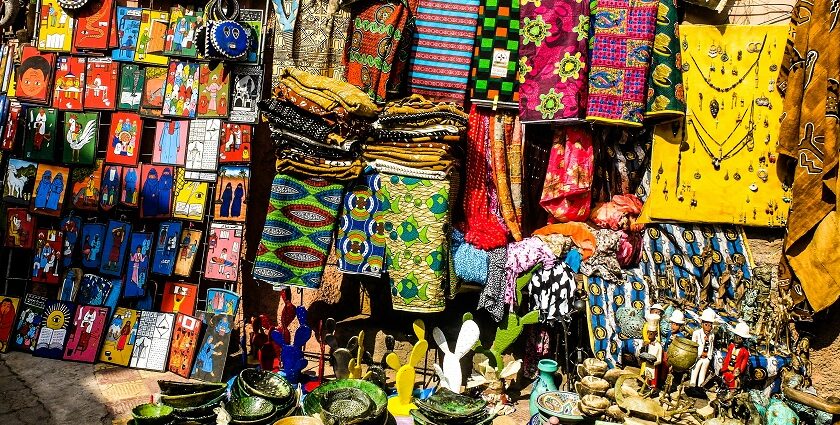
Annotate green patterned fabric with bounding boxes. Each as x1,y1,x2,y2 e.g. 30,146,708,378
645,0,685,119
469,0,520,103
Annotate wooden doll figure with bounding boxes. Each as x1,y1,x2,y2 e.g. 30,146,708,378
720,321,751,390
690,308,716,388
642,303,665,343
640,313,662,387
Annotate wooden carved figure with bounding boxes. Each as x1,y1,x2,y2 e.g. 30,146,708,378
386,319,428,417
433,319,480,393
249,314,277,371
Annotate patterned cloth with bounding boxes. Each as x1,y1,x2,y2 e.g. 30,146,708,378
292,0,350,81
407,0,480,105
276,68,379,118
491,111,522,239
644,0,685,119
504,237,556,307
478,246,508,321
586,0,658,126
260,98,336,145
469,0,520,103
540,126,593,222
253,174,344,288
530,261,576,324
336,172,387,276
519,0,589,122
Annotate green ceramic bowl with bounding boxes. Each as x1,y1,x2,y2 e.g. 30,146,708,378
410,408,494,425
303,379,387,423
228,396,277,421
171,391,227,415
319,388,374,425
159,381,227,408
415,388,486,418
240,369,294,401
131,403,174,425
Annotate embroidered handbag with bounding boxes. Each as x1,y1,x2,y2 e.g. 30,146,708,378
197,0,251,60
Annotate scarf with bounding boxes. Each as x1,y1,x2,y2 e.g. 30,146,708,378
508,117,524,222
478,246,508,321
644,0,685,119
469,0,520,103
270,0,301,79
336,171,386,276
540,125,594,223
277,68,380,118
490,111,522,240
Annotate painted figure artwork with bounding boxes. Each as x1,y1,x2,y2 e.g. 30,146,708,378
33,300,75,359
62,112,99,165
229,65,263,124
153,121,188,166
104,112,142,166
83,58,119,110
80,223,106,269
112,7,142,61
63,305,109,363
174,228,202,277
161,282,198,315
152,221,181,276
60,269,82,301
71,160,103,211
190,313,233,382
173,168,208,221
36,0,74,52
98,307,139,366
186,119,221,172
141,66,168,111
214,166,249,222
117,64,144,110
129,311,174,371
5,208,36,249
23,107,58,162
4,158,37,205
0,296,20,353
1,102,22,150
162,60,200,118
197,63,230,118
74,0,114,51
99,220,132,277
76,274,120,308
53,56,86,111
140,164,175,218
134,10,170,65
163,6,202,58
204,223,242,281
12,294,46,352
60,216,82,268
120,166,139,207
100,164,122,211
219,123,251,163
206,288,240,315
30,163,70,217
32,229,63,284
123,232,153,298
133,280,158,311
16,47,56,104
240,9,264,64
168,313,202,377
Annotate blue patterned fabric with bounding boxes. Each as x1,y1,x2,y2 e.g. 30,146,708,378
336,172,387,276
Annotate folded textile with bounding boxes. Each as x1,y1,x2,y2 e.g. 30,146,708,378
337,172,387,276
469,0,520,103
540,125,593,223
274,138,358,160
644,0,685,119
379,94,470,125
274,81,373,136
275,156,365,181
361,149,455,172
367,159,449,179
277,68,380,118
260,98,337,145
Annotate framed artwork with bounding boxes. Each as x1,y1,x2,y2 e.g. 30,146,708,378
33,300,75,359
219,123,252,163
16,47,56,104
140,66,168,110
62,112,99,165
229,65,263,124
1,101,22,150
140,164,175,218
197,63,230,118
0,296,20,352
130,311,175,371
173,169,208,222
175,228,202,277
4,158,37,205
36,0,75,52
60,216,82,268
99,220,132,277
190,313,233,382
206,288,240,315
30,163,70,217
240,9,264,64
186,119,221,172
123,232,153,298
204,223,242,281
132,280,157,311
105,112,142,166
185,171,217,182
164,6,202,58
98,307,139,366
11,293,47,352
0,49,12,94
76,273,120,307
134,10,170,65
83,58,119,110
161,282,198,315
74,0,114,51
53,56,86,111
5,208,36,249
214,166,249,221
152,221,181,276
71,160,103,211
112,7,142,61
162,60,200,118
168,313,202,377
117,63,144,110
80,223,106,269
60,268,82,301
152,120,189,166
0,96,8,139
63,305,109,363
23,107,58,162
32,229,63,284
120,166,139,207
100,164,122,211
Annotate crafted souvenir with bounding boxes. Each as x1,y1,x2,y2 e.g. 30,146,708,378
99,220,132,277
239,9,264,64
152,221,182,276
37,0,75,52
229,65,263,123
62,112,98,165
112,7,142,61
214,165,249,221
140,66,168,112
76,274,122,309
1,101,21,150
120,166,140,207
4,159,37,205
123,232,153,298
161,281,198,315
100,164,122,211
129,311,175,372
197,62,230,118
174,228,202,276
168,313,203,377
11,294,47,352
270,305,311,384
153,121,189,166
386,320,428,416
105,112,142,166
98,307,139,366
33,300,75,359
132,280,158,311
60,215,82,268
23,107,58,162
173,169,209,221
219,122,251,163
74,0,114,50
163,6,203,58
63,305,109,363
30,163,69,217
200,0,252,61
134,10,170,65
16,47,56,104
206,288,240,315
83,58,119,110
191,312,234,382
117,63,144,110
162,60,200,118
185,119,221,172
70,159,103,211
80,223,106,269
140,164,175,218
5,208,36,249
433,319,481,393
203,223,242,281
53,56,86,111
60,269,82,301
0,296,20,352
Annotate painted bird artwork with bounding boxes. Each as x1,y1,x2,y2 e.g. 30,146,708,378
66,115,97,163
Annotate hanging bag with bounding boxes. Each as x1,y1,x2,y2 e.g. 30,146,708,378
197,0,251,60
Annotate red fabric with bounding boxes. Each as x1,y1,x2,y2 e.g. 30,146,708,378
539,126,593,222
721,343,750,389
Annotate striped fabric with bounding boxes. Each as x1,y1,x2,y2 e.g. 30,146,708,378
408,0,480,105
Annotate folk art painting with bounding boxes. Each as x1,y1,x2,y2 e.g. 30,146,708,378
140,164,175,218
206,288,240,315
5,208,36,249
162,60,199,118
129,311,174,371
34,300,75,359
161,281,198,315
53,56,86,111
240,9,264,64
4,158,36,205
98,307,139,366
204,223,242,281
23,107,58,162
63,305,109,363
152,120,188,166
197,63,230,118
168,313,202,377
191,313,233,382
16,47,56,104
59,269,82,302
120,166,139,207
83,58,119,110
62,112,99,165
11,293,47,352
173,169,208,221
140,66,167,111
175,228,202,277
112,7,142,62
80,223,106,269
105,112,142,166
186,119,221,172
37,0,75,52
0,296,20,353
1,102,22,150
219,123,252,163
74,0,114,51
163,6,202,58
60,216,82,268
32,228,63,284
30,163,69,217
215,166,249,222
229,65,263,124
99,220,132,277
71,160,103,211
117,63,144,110
100,164,122,211
134,10,170,65
123,232,153,298
76,273,122,309
152,221,181,276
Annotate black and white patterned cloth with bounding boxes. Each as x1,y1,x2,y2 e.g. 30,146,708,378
478,246,508,322
529,262,576,324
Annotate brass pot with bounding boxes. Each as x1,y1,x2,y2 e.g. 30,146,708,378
578,394,610,417
574,375,610,397
666,337,699,372
576,358,608,379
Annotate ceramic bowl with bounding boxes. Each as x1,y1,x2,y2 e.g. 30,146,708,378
272,417,324,425
415,387,487,419
228,396,277,421
410,408,494,425
240,369,294,402
319,388,374,425
536,391,584,423
132,403,174,425
303,379,387,424
159,381,227,408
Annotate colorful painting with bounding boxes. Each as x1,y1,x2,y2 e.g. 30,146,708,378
197,63,230,118
53,56,86,111
132,280,157,311
140,164,175,218
117,63,144,110
100,164,122,211
80,223,106,269
206,288,240,315
219,123,252,163
5,208,36,249
190,313,233,382
240,9,264,64
0,296,20,353
173,168,208,221
59,268,82,301
4,158,37,205
83,58,119,110
76,274,120,307
204,223,242,281
23,107,58,162
229,65,263,124
161,282,198,315
74,0,114,51
120,166,139,207
32,229,63,284
163,6,202,58
141,66,167,110
175,229,202,277
33,300,74,359
98,307,139,366
60,216,82,268
1,102,22,150
105,112,142,166
129,311,174,371
152,221,181,276
99,220,132,277
63,305,109,363
63,112,99,165
162,60,200,118
16,47,56,104
168,313,202,377
214,166,249,222
123,232,153,298
186,119,221,172
37,0,75,52
11,293,46,352
30,163,70,217
112,7,142,61
134,10,170,65
71,159,103,211
152,120,188,166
